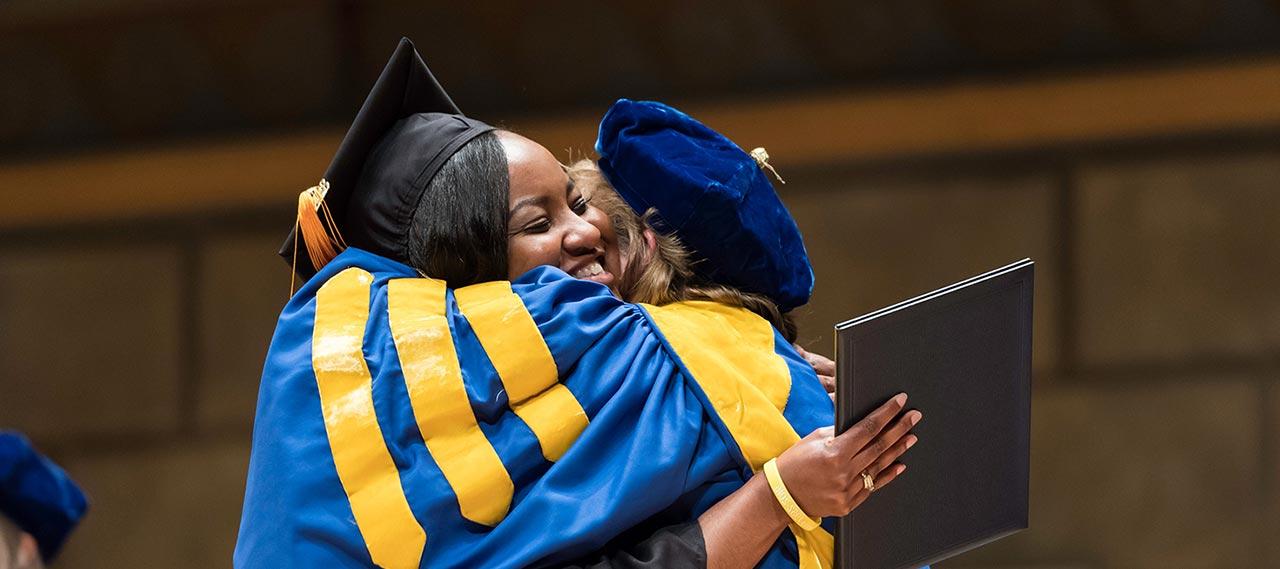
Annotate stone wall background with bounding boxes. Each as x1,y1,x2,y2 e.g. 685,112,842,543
1,139,1274,568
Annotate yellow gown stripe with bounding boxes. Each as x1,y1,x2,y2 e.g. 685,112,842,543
643,301,794,470
644,301,833,569
387,278,514,527
312,268,425,569
453,281,588,461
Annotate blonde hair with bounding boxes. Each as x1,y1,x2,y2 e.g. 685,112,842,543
569,159,798,342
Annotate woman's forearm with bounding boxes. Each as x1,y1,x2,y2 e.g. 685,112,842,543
697,472,792,569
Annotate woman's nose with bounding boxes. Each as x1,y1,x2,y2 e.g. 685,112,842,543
562,214,603,255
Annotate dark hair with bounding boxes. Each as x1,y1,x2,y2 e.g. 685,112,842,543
407,131,510,286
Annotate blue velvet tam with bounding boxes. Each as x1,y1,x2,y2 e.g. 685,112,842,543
0,432,88,561
595,99,814,311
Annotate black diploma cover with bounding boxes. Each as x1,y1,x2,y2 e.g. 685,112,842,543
835,259,1034,569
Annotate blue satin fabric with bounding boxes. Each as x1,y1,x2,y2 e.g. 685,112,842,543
235,248,834,568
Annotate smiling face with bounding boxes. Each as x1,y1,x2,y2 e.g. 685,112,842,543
500,132,622,291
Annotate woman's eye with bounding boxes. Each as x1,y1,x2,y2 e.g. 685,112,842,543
571,196,590,215
524,219,552,234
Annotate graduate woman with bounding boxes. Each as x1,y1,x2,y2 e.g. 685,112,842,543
236,39,920,569
504,104,923,568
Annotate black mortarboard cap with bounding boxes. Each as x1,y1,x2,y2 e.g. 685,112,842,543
279,38,495,277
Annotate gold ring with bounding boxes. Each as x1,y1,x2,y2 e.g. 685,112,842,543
860,471,875,492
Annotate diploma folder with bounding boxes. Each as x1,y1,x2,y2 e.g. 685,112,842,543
835,259,1033,569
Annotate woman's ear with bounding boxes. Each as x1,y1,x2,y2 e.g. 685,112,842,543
642,228,659,261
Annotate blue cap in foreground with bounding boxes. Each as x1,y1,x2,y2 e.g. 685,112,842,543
0,432,88,561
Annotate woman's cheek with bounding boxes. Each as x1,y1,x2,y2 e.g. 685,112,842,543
506,235,539,278
584,205,617,243
508,234,559,275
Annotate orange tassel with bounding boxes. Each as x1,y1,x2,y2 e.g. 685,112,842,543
290,179,347,295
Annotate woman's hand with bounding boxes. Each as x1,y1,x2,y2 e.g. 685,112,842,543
794,345,836,395
698,394,920,569
775,393,920,518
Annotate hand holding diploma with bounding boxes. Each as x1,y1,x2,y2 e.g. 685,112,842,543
777,393,921,517
699,394,921,569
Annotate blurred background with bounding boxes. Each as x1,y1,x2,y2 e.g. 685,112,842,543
1,1,1278,567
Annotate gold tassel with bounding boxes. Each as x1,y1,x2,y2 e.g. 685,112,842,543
750,147,785,184
290,179,347,295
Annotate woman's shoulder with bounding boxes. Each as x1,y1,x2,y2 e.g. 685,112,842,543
640,300,773,338
509,266,639,320
638,300,789,384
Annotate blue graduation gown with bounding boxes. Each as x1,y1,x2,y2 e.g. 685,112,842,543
235,248,836,568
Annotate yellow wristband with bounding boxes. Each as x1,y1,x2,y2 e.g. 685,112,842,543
763,457,821,531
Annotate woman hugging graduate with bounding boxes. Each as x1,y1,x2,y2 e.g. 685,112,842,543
235,39,922,569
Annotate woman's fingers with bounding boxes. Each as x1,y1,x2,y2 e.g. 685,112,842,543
818,374,836,394
782,418,918,518
795,345,836,378
850,409,921,469
845,463,906,511
834,393,908,456
864,434,917,480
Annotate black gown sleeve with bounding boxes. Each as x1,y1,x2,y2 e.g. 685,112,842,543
549,521,706,569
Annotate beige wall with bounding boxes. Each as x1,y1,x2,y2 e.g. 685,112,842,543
1,66,1278,568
